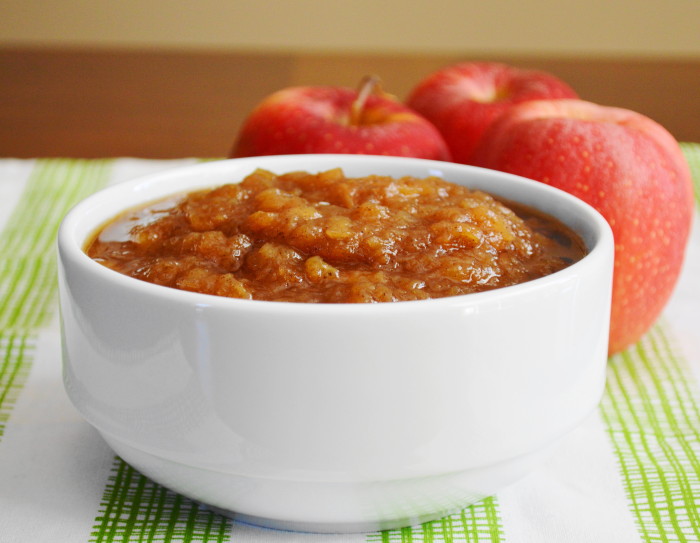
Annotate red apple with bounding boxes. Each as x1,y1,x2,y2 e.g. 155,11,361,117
231,77,451,161
471,99,695,355
406,62,578,165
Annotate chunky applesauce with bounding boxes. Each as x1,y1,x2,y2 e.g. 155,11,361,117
86,168,586,302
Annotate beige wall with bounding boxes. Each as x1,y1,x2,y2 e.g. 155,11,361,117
1,0,699,58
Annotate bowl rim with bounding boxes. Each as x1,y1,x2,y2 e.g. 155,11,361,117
57,154,614,315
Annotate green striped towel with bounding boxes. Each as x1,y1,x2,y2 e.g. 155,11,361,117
0,148,699,542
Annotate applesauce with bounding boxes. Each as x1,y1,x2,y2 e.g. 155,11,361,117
85,168,586,302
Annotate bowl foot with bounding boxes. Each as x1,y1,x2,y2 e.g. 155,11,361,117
99,433,559,533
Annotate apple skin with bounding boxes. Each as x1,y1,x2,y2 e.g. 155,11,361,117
231,85,451,161
406,62,578,165
471,99,695,355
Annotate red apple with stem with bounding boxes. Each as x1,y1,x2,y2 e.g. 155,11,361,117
471,99,695,355
406,62,578,165
231,76,451,161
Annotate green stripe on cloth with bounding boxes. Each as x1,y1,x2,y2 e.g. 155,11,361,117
0,333,36,439
90,458,232,543
0,159,113,331
0,159,112,441
680,142,700,207
367,497,504,543
600,324,700,542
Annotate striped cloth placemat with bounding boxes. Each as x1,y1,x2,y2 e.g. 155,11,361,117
0,148,699,543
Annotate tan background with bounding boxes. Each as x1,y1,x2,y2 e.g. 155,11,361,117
1,0,699,57
2,1,699,157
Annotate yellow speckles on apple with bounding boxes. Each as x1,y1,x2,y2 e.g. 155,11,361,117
574,181,591,193
557,155,565,163
598,190,605,199
365,142,376,152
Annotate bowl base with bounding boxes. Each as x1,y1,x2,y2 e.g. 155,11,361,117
99,433,560,534
202,502,473,534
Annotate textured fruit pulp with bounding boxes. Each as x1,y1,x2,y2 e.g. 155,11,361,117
86,169,586,303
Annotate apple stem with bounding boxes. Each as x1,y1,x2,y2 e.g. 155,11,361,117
350,75,383,126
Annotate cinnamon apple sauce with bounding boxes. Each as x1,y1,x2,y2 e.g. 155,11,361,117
85,168,586,302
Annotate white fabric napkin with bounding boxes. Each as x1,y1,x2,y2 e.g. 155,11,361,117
0,155,698,543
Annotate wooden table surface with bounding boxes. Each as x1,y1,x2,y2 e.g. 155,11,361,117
1,47,698,158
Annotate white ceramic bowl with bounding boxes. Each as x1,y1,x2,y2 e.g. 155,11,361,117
58,155,614,533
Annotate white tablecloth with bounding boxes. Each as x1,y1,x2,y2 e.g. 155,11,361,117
0,154,698,543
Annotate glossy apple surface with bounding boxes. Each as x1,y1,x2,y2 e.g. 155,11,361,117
471,99,695,354
231,83,451,161
406,62,577,165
